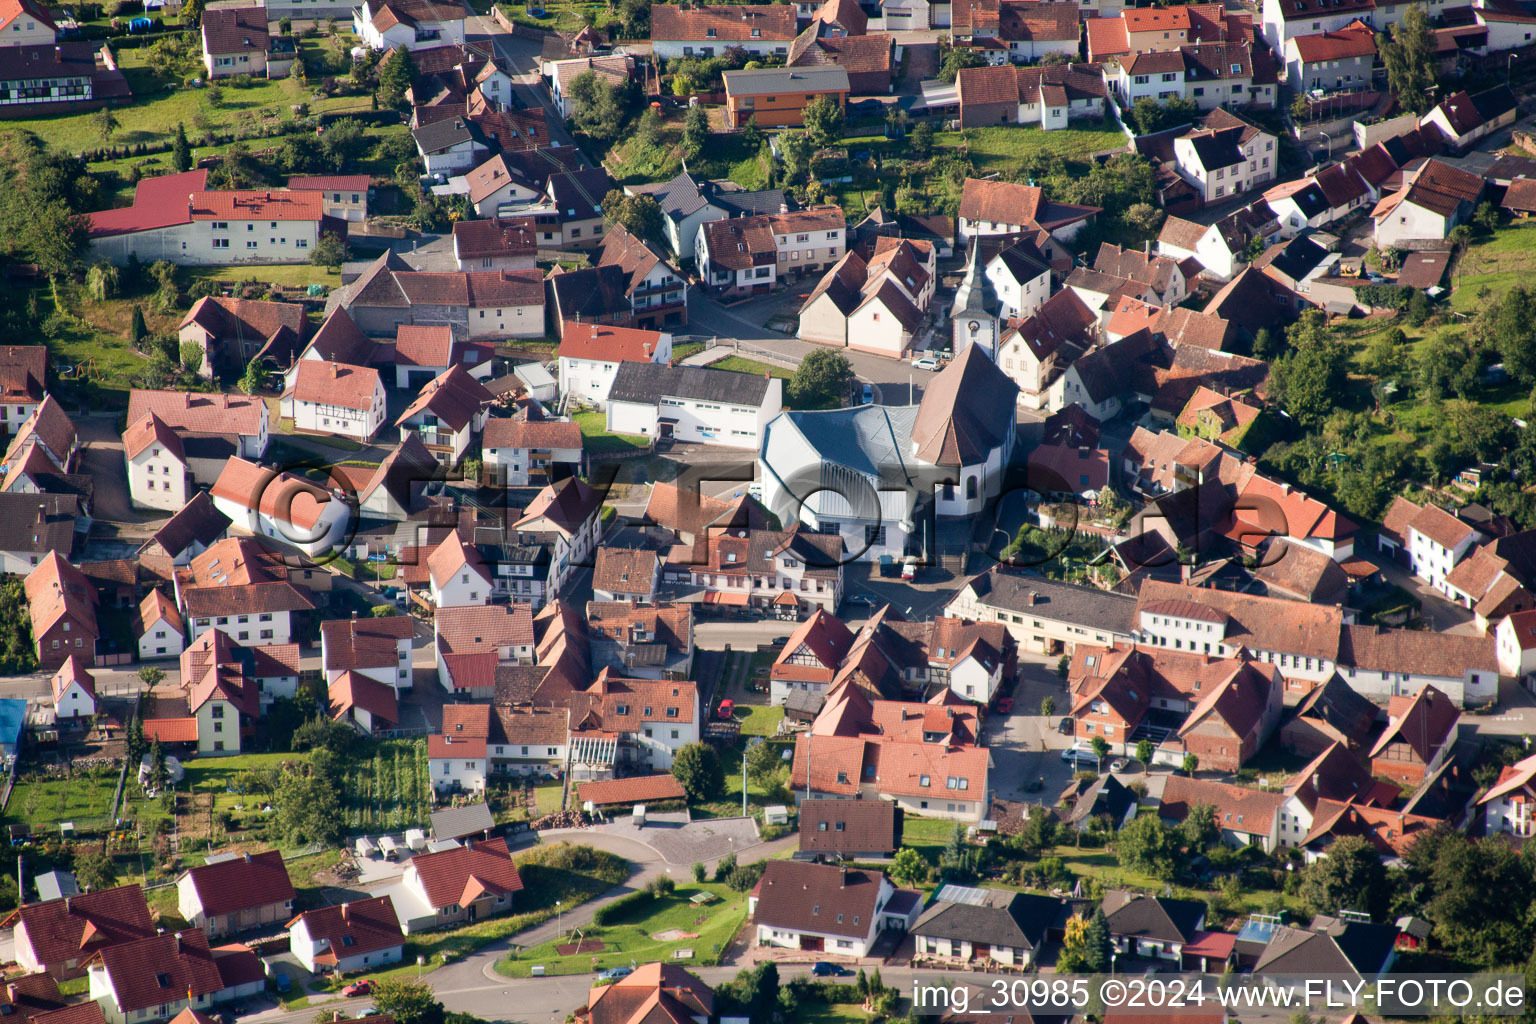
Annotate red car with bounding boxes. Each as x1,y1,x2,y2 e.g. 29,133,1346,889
994,697,1013,714
342,981,373,998
717,699,736,720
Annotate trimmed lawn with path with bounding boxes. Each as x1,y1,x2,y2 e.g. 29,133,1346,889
495,880,748,977
573,409,650,454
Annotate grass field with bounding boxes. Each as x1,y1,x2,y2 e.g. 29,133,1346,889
708,356,792,379
734,704,784,737
496,880,748,977
573,409,650,454
902,815,963,863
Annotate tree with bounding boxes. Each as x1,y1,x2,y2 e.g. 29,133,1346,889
1418,328,1467,400
1135,739,1154,766
1298,834,1389,919
75,848,117,892
937,45,987,82
910,120,934,160
1114,813,1180,880
373,980,445,1024
568,71,634,142
279,132,325,175
670,741,724,802
274,758,344,845
1269,311,1345,429
1362,326,1408,380
239,359,265,395
21,201,86,279
378,46,415,109
320,118,366,171
1488,287,1536,385
1123,201,1164,238
172,122,192,172
179,341,204,377
1040,695,1056,716
1251,327,1279,359
739,115,763,153
1056,911,1109,973
86,262,119,301
616,0,649,36
181,0,204,24
311,232,348,268
147,739,168,794
788,348,853,409
601,190,665,247
777,130,813,186
681,105,710,162
745,738,782,788
1377,6,1434,116
137,666,164,687
1182,752,1199,775
93,107,119,144
1089,736,1110,772
802,95,845,149
890,846,928,886
1180,802,1219,851
1127,96,1198,136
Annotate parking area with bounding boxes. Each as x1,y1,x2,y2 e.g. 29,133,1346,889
594,811,763,865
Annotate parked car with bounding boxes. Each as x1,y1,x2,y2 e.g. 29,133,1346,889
598,967,634,981
717,699,735,720
273,974,292,994
994,697,1013,714
342,981,372,998
901,559,916,580
1058,717,1074,734
911,355,939,371
812,962,854,977
355,1008,379,1019
860,383,874,404
1109,758,1129,773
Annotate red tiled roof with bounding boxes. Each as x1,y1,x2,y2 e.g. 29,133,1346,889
406,837,524,910
321,616,414,672
576,774,686,806
286,896,403,960
330,672,399,726
288,360,381,412
6,886,154,968
650,4,796,41
395,325,455,369
396,365,492,434
1289,21,1375,61
286,175,371,192
753,861,886,938
558,322,667,363
126,390,265,438
183,851,294,917
89,929,223,1013
142,718,199,743
87,170,210,237
210,457,337,532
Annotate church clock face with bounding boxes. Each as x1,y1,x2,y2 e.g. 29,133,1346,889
968,320,981,334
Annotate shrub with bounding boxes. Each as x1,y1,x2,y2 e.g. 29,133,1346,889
691,862,706,883
725,860,765,892
713,852,737,882
645,875,676,897
591,890,652,925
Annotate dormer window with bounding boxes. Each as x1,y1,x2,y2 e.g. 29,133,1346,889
616,704,629,715
836,771,848,783
706,27,716,35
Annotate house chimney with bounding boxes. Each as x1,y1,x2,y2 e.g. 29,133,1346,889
184,393,192,409
53,45,60,61
174,933,183,954
342,903,350,923
36,504,45,524
839,865,846,888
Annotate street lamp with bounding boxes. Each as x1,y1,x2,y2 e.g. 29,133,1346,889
1316,129,1333,163
556,900,563,939
416,955,424,981
1510,53,1518,85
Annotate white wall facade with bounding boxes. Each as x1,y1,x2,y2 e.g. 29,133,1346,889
127,446,191,512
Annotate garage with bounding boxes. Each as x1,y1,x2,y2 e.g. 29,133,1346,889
405,369,437,391
799,935,824,952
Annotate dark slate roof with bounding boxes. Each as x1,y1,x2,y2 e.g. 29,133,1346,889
911,890,1062,951
1264,233,1330,282
549,265,632,320
1067,773,1138,827
715,187,788,217
547,168,615,221
0,493,78,557
1255,916,1397,977
964,569,1137,635
412,116,490,155
1101,892,1205,944
797,798,900,854
429,801,495,840
1287,182,1332,218
145,491,231,558
607,362,776,407
1473,84,1517,123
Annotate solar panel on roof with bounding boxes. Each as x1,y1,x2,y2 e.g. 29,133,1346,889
934,884,992,905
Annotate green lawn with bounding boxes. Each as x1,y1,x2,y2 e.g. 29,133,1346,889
6,768,122,829
937,121,1128,168
496,881,749,977
534,782,565,816
735,704,784,737
708,356,793,379
573,409,651,454
902,815,963,863
338,842,631,983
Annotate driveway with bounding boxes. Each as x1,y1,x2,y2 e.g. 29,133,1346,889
78,415,158,527
983,654,1076,803
590,811,764,865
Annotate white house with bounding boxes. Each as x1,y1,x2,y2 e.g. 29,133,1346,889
395,365,493,466
1407,502,1480,596
750,861,895,958
136,589,187,661
514,477,603,598
1157,207,1274,281
556,323,672,410
287,896,405,975
411,116,490,177
88,171,334,267
123,412,191,513
1496,608,1536,677
1481,751,1536,840
1420,86,1518,152
648,4,797,59
1283,20,1375,92
427,536,493,609
984,238,1053,320
698,207,846,297
482,413,583,487
956,178,1097,249
353,0,465,50
0,0,57,46
86,930,224,1024
605,363,783,449
201,2,294,79
321,615,415,694
1173,109,1279,204
174,537,315,648
127,387,269,460
49,656,96,722
210,457,353,558
799,238,936,358
176,849,295,939
1372,159,1486,247
280,361,386,442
